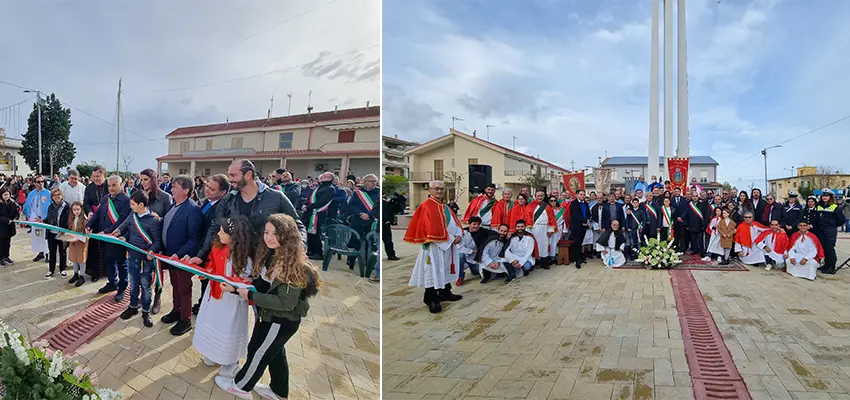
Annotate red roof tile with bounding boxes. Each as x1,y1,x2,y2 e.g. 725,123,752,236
156,149,378,162
165,106,380,137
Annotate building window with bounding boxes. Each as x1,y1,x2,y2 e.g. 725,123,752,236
203,168,211,176
434,159,444,180
231,137,243,149
180,141,190,153
469,158,478,165
178,168,188,175
337,130,355,143
279,133,293,149
205,139,213,151
779,183,783,189
793,182,797,188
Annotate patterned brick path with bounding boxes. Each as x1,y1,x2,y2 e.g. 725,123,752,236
382,229,850,400
0,235,379,400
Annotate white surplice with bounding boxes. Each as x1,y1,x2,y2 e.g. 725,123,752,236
409,215,462,289
549,209,565,256
530,205,553,258
28,215,47,254
757,232,786,267
193,259,252,365
479,239,509,275
734,225,767,265
595,233,626,268
706,218,724,256
504,234,535,278
786,233,819,280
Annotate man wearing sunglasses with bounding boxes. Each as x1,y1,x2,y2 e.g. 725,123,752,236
22,176,52,262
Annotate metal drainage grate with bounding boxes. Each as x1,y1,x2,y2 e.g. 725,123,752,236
670,270,752,400
37,288,130,355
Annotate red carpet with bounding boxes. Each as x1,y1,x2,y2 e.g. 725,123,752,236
618,253,749,271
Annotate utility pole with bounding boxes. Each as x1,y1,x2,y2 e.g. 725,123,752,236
286,93,292,116
116,78,122,174
485,124,495,140
761,145,781,194
452,117,463,129
268,96,274,119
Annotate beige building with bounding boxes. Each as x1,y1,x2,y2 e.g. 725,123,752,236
0,133,33,177
382,135,417,176
405,129,570,210
769,166,850,201
156,106,380,179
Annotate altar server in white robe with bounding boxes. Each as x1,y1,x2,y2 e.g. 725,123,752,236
22,176,51,259
734,211,770,266
404,181,464,314
503,220,538,283
548,195,566,265
595,220,627,268
527,190,556,269
786,219,824,280
478,224,511,283
754,220,790,271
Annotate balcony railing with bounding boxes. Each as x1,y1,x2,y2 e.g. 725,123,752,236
504,170,534,177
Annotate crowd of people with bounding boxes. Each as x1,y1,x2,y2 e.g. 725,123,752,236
0,159,381,399
404,178,848,313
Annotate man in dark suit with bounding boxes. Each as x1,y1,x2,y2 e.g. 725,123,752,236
682,192,709,257
86,174,132,302
601,192,624,232
569,190,589,269
671,187,689,252
160,175,203,336
159,172,173,194
191,174,231,315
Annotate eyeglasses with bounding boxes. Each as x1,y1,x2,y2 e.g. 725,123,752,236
35,180,44,183
745,216,752,219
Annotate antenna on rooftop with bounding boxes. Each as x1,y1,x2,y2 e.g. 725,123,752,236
307,90,313,114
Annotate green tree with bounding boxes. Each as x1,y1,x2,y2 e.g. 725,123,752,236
722,181,732,190
521,173,550,193
798,186,813,199
382,174,409,194
21,93,76,176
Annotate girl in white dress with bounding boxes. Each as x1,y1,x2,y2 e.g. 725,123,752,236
194,216,254,379
705,207,724,261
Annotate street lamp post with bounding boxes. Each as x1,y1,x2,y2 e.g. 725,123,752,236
23,90,42,175
761,145,781,194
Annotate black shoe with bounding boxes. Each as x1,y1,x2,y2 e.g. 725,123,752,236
480,275,492,284
142,312,153,328
308,254,323,260
575,263,582,269
33,253,44,262
505,275,515,284
68,274,79,284
438,287,462,302
541,261,551,270
75,276,85,287
192,303,201,316
97,284,117,294
91,276,99,283
151,291,162,315
170,320,192,336
719,259,730,265
822,268,837,275
160,311,180,324
427,301,442,313
387,256,400,261
3,257,12,265
119,307,138,320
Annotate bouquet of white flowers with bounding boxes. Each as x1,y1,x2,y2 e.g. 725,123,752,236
0,320,122,400
635,233,683,270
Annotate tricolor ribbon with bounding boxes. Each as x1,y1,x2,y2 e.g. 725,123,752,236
307,188,332,235
132,213,163,289
14,220,256,292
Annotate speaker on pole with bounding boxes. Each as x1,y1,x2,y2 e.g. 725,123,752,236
468,164,492,194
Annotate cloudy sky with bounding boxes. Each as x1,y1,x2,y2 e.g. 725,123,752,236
0,0,380,172
383,0,850,189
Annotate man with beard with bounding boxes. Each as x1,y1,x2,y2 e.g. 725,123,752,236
786,218,824,280
83,165,108,281
502,219,537,283
477,224,511,283
86,175,132,302
751,188,765,216
187,159,306,267
455,216,496,286
755,219,790,271
463,184,497,229
527,190,556,269
490,188,514,229
271,170,300,206
757,194,784,227
159,172,173,194
783,193,803,236
596,219,627,268
346,174,380,269
191,174,230,315
301,172,336,259
404,180,463,313
734,212,770,266
569,190,589,269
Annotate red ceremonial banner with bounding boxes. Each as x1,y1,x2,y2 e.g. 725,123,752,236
667,157,690,192
562,171,585,197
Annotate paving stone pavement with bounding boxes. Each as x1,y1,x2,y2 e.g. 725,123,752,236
382,228,850,400
0,235,379,400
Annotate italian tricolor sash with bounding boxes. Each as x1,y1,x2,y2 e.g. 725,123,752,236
689,202,703,220
645,204,657,219
479,198,495,216
423,203,456,273
662,206,674,237
107,197,120,224
356,189,374,211
629,210,642,230
555,207,565,221
307,188,333,234
133,213,163,289
506,200,514,213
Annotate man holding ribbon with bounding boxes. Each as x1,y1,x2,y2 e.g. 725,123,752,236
85,175,132,302
22,175,51,262
345,174,379,269
192,174,230,316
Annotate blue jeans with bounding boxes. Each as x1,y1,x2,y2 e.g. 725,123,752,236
504,260,533,278
106,254,128,294
458,254,480,279
844,220,850,232
128,255,154,312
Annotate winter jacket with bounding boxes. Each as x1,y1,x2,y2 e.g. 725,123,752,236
0,200,19,238
45,200,70,239
117,212,163,259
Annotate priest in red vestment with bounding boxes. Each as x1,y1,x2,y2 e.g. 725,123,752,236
754,220,790,270
527,190,557,268
786,219,824,280
734,211,770,266
508,193,531,234
463,184,497,229
403,181,464,313
490,188,514,229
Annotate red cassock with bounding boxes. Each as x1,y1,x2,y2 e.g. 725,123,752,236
733,221,769,248
404,197,462,244
507,204,530,233
525,200,557,230
753,230,791,254
491,199,513,229
788,231,825,261
462,194,495,224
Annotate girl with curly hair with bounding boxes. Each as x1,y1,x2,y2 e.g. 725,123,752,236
193,215,254,380
215,213,321,400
